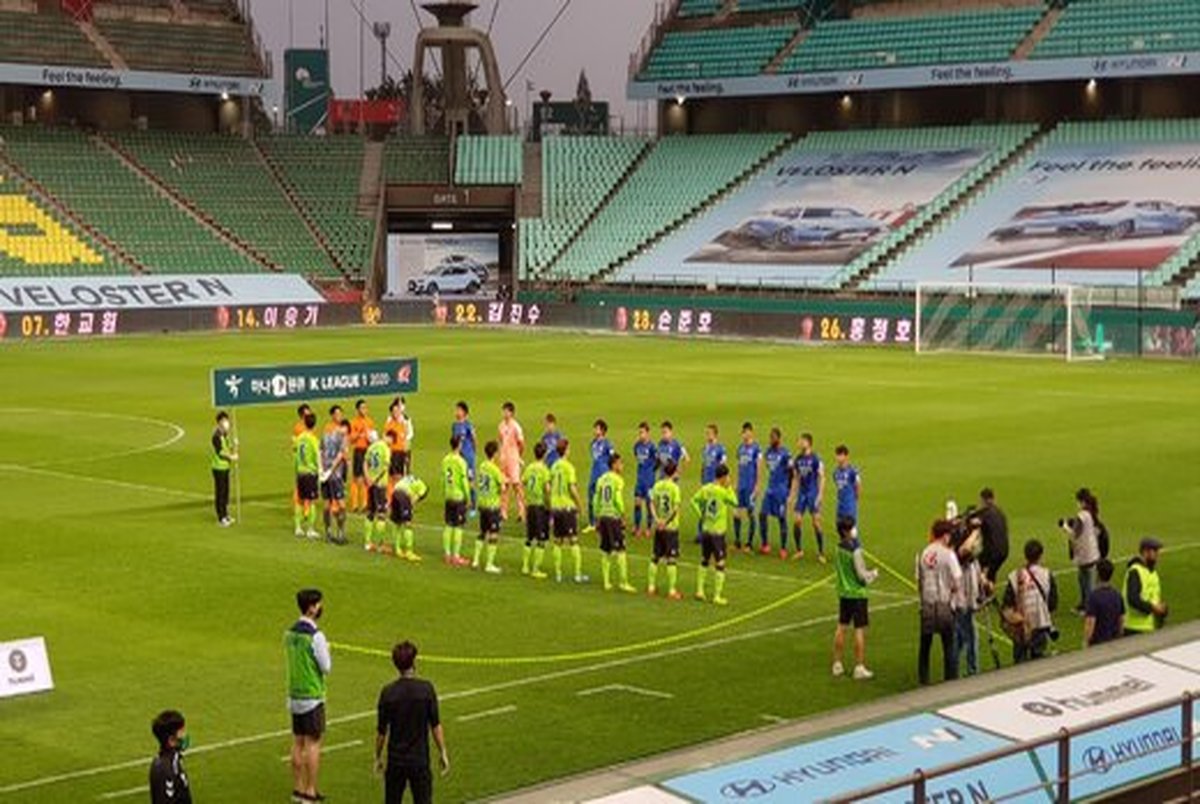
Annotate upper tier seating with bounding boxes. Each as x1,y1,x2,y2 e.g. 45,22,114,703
454,136,523,185
0,172,113,276
638,25,797,80
1032,0,1200,59
96,18,260,75
0,9,108,68
385,138,451,184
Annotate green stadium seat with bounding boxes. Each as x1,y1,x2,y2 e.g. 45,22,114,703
385,138,451,184
1033,0,1200,59
0,9,109,68
455,136,523,186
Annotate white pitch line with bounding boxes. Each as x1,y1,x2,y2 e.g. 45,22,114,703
95,785,147,800
456,704,518,723
0,407,186,468
577,684,674,700
277,738,363,763
760,714,787,724
0,599,914,796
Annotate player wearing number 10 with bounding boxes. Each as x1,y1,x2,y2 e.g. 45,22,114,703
693,464,737,606
594,453,635,594
521,442,552,578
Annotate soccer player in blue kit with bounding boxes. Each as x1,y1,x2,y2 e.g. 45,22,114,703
789,433,827,563
452,401,478,513
657,421,689,480
632,421,659,540
585,419,615,532
541,413,564,469
833,444,862,531
759,427,792,559
734,422,762,553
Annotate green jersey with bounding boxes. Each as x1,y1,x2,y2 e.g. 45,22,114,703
294,430,319,476
835,537,869,600
650,478,682,531
394,475,428,502
442,452,470,502
477,460,504,509
550,458,578,511
593,471,625,519
364,440,390,487
284,619,328,702
522,461,551,507
692,482,738,536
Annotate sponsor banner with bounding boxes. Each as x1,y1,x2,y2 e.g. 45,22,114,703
628,52,1200,101
585,787,688,804
284,49,330,134
661,713,1042,803
0,274,324,313
0,61,268,96
1154,640,1200,672
386,234,500,300
940,657,1200,742
1,637,54,700
212,358,418,408
616,146,988,288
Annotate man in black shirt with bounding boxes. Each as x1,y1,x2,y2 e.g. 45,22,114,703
975,488,1009,587
1084,558,1124,646
375,641,449,804
149,710,192,804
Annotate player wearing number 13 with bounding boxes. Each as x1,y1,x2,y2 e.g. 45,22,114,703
442,437,471,566
648,461,683,600
693,465,737,606
594,453,634,593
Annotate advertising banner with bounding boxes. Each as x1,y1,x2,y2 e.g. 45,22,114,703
661,713,1042,803
1154,639,1200,672
616,147,988,288
0,61,267,96
212,358,418,408
0,637,54,700
0,274,324,313
284,49,331,134
386,234,500,300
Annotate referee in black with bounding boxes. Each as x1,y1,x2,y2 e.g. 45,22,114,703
149,709,192,804
375,641,449,804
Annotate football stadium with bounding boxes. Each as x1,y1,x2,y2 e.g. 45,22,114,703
1,1,1200,803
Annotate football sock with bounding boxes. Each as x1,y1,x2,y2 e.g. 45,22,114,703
758,512,768,544
793,524,803,552
323,509,332,533
634,506,643,530
452,528,463,557
601,554,612,587
815,526,825,554
553,544,564,578
533,545,545,572
648,560,659,590
714,571,727,600
667,564,678,594
336,510,346,537
777,516,788,547
697,566,708,597
571,544,583,576
748,510,757,543
617,552,629,586
365,520,375,548
522,545,532,573
472,540,484,566
403,528,414,553
733,517,742,544
294,505,304,532
442,527,452,556
485,543,498,568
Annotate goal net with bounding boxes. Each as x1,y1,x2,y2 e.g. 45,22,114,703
915,283,1104,360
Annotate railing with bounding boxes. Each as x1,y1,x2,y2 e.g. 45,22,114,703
628,0,682,80
827,692,1197,804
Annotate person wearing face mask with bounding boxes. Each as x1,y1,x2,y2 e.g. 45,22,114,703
211,411,238,527
286,589,332,803
149,709,192,804
1124,537,1168,637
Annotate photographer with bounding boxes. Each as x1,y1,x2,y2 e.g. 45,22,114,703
1002,539,1058,663
1059,488,1101,614
1123,537,1168,636
953,521,984,677
916,519,961,685
974,488,1008,587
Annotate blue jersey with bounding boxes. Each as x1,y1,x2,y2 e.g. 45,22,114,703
633,439,658,488
541,430,563,467
452,420,476,466
657,438,686,477
590,437,614,480
763,445,792,497
834,464,861,518
793,452,823,496
700,442,727,484
737,441,761,491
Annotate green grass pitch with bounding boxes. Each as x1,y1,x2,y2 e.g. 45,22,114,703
1,326,1198,802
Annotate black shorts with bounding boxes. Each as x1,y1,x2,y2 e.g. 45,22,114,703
552,509,578,539
385,764,432,804
479,507,501,538
390,491,413,525
598,517,626,553
526,505,550,543
291,703,326,738
296,474,319,502
352,447,366,479
839,597,870,628
389,451,409,477
368,485,389,520
444,500,467,527
700,533,727,565
653,529,680,562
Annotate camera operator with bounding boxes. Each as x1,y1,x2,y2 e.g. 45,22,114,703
916,519,961,685
1124,537,1168,637
974,488,1008,587
1002,539,1058,663
952,520,984,677
1059,488,1101,614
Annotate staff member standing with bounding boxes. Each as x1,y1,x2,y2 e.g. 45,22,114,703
375,641,449,804
1124,537,1168,636
916,520,962,685
975,488,1008,587
286,589,331,804
211,411,238,527
149,710,192,804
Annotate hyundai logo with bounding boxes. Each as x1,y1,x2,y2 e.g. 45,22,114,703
1022,701,1064,717
721,779,776,799
8,649,27,673
1083,746,1110,774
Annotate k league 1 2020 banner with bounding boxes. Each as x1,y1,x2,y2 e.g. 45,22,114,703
0,274,325,313
616,146,988,288
0,61,268,96
212,358,419,408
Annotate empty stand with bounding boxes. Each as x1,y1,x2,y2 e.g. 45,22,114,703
385,138,451,184
0,9,109,68
454,136,523,186
638,25,797,80
678,0,724,17
1032,0,1200,59
95,17,260,75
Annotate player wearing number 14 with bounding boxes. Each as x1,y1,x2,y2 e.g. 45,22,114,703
594,453,634,593
693,465,737,606
472,442,505,574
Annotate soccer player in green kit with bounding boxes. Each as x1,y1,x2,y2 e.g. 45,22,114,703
550,439,588,584
595,452,635,593
389,475,429,562
472,441,505,574
692,463,738,606
648,460,683,600
294,411,322,539
363,430,391,552
442,435,471,566
521,442,552,578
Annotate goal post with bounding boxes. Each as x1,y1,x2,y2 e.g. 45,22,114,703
914,283,1104,360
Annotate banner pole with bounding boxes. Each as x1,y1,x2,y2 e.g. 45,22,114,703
233,409,242,526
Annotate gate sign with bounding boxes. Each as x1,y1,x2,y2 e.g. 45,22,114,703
1,637,54,699
212,358,418,408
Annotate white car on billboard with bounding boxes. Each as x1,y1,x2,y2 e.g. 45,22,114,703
992,200,1198,241
729,206,884,250
408,256,487,296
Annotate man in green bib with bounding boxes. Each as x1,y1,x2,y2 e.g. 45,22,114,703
211,411,237,527
832,515,879,680
1124,537,1168,636
285,588,331,803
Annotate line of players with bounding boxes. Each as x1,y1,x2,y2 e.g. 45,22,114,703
289,400,865,606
